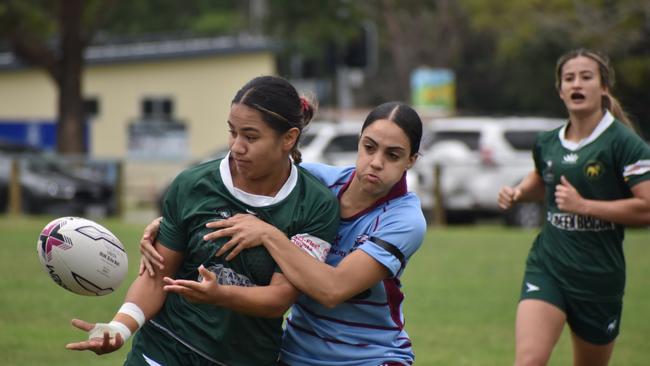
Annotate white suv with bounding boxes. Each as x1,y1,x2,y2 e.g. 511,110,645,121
414,116,565,227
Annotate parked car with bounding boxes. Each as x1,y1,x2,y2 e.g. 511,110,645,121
0,140,117,215
413,116,565,227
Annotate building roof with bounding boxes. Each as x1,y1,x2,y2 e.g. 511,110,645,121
0,35,276,70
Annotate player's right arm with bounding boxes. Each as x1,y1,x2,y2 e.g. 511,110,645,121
498,170,545,210
66,241,183,355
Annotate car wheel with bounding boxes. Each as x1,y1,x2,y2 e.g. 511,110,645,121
504,202,544,228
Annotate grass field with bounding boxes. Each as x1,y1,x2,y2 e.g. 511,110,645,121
1,216,648,365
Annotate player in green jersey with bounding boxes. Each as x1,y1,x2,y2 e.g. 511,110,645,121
65,76,340,366
498,49,650,366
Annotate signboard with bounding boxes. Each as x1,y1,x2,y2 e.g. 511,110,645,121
411,67,455,114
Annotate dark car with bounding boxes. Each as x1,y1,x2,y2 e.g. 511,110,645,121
0,140,117,215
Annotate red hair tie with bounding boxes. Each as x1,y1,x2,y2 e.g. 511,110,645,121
300,97,309,113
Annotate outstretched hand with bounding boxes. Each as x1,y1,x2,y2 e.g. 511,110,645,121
163,265,223,305
139,217,164,276
65,319,124,355
555,175,586,214
205,214,275,260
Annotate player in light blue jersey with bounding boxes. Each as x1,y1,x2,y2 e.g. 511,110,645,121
499,49,650,366
141,102,427,365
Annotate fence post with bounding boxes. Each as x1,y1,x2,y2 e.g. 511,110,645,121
8,159,22,215
114,160,124,218
433,163,446,226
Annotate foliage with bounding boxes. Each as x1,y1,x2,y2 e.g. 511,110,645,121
1,217,649,365
101,0,245,37
457,0,650,136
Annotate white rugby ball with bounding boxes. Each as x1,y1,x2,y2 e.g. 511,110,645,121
36,217,128,296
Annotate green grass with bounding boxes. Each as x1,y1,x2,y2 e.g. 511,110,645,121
1,216,648,365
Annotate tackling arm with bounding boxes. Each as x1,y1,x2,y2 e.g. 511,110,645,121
261,229,389,309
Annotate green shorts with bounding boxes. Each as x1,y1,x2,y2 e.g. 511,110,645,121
519,269,622,345
124,324,224,366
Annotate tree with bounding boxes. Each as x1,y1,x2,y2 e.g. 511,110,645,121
0,0,115,154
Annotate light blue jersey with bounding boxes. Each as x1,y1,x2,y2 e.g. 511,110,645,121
281,163,427,366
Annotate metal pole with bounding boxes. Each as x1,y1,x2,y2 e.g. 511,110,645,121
433,163,446,226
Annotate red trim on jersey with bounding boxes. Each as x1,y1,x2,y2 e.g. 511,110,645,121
384,278,405,328
339,171,408,222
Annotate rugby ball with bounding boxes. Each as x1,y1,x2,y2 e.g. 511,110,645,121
36,217,128,296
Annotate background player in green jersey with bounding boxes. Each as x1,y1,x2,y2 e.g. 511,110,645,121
498,49,650,366
65,76,340,365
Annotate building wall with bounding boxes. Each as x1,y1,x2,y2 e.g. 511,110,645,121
0,68,57,119
0,51,275,159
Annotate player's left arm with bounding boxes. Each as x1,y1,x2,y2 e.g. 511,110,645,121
163,266,299,318
556,177,650,226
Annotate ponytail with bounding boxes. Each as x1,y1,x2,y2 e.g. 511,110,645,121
604,94,636,131
291,94,318,164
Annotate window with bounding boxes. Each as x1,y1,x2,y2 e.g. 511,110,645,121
432,131,481,151
84,98,100,118
504,131,542,151
141,97,174,120
324,134,359,154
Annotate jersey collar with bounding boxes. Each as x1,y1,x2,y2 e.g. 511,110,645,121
219,152,298,207
338,170,408,221
558,110,614,151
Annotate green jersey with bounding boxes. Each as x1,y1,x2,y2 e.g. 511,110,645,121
138,157,339,365
529,112,650,302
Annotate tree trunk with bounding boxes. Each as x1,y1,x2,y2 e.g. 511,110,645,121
57,0,86,155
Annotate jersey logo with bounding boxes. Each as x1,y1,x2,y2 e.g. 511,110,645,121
213,207,233,219
562,153,578,164
525,282,540,293
606,319,618,334
542,160,554,183
584,160,604,179
200,264,254,287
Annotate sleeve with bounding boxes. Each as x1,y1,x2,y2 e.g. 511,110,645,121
300,162,350,187
157,173,188,252
289,192,340,262
358,197,426,278
617,132,650,188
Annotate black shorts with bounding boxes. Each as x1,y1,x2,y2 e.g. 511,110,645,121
519,269,622,345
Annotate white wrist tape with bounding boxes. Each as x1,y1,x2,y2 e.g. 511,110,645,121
89,321,132,341
118,302,146,328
